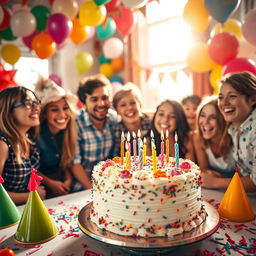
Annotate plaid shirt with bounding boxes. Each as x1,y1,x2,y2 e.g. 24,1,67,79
72,108,118,177
0,133,40,192
113,113,152,156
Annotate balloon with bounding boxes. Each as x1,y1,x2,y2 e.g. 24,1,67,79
0,26,17,41
121,0,148,8
0,63,17,90
52,0,79,19
112,6,134,36
238,38,256,61
109,75,124,84
222,58,256,75
103,37,124,59
211,19,242,39
49,73,62,86
204,0,241,23
47,13,73,44
0,6,4,24
70,18,90,44
111,81,123,95
32,33,56,59
31,5,50,31
242,9,256,47
94,0,111,5
22,30,40,50
111,57,124,71
79,1,106,26
208,32,239,66
10,10,36,37
96,17,116,39
98,53,111,64
105,0,121,13
75,52,94,73
0,0,10,3
0,7,10,30
1,44,21,65
0,248,15,256
186,42,216,72
99,63,114,77
209,65,223,94
183,0,211,33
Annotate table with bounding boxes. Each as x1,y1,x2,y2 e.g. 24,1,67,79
0,189,255,256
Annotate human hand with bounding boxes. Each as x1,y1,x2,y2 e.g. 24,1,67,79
37,185,46,200
201,170,222,189
48,180,70,196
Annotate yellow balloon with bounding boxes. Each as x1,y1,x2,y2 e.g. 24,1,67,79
211,19,242,39
79,1,106,26
75,52,93,74
183,0,211,33
1,44,20,65
186,43,216,72
99,63,114,78
209,65,223,94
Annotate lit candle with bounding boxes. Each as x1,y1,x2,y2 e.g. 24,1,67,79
127,131,131,153
138,145,143,170
132,131,137,161
152,142,157,174
150,130,155,151
174,132,179,167
143,137,147,165
166,130,169,164
137,129,142,153
125,141,130,170
161,131,164,167
121,131,125,165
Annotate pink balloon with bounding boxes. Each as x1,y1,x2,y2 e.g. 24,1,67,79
47,13,72,44
49,73,62,86
222,57,256,75
238,38,256,61
22,30,39,50
242,9,256,47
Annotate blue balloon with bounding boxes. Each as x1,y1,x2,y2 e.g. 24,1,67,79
204,0,241,23
96,17,116,40
110,76,124,84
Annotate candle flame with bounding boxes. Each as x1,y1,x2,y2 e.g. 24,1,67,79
125,141,129,150
166,130,169,138
137,129,141,138
132,131,136,139
143,137,146,144
121,131,125,141
150,130,154,138
127,131,131,141
161,130,164,140
175,132,178,142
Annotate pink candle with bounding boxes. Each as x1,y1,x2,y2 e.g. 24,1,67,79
132,131,137,161
127,132,131,153
160,131,164,167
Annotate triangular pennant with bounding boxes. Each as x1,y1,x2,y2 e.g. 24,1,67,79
170,71,177,82
158,72,165,83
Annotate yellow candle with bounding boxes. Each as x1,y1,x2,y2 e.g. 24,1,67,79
143,137,146,165
152,142,157,174
165,130,169,164
121,131,125,165
125,141,130,170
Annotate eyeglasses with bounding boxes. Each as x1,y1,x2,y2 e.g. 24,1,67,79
12,99,41,109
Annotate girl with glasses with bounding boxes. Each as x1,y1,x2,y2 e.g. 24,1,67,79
0,86,46,205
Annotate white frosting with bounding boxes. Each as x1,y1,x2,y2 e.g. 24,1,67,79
90,156,206,237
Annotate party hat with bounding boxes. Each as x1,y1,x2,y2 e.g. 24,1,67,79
0,176,21,229
14,169,58,244
218,169,255,222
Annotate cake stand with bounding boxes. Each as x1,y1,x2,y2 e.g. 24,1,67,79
78,201,219,255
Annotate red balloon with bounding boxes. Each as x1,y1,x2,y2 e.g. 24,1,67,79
112,6,134,36
0,248,15,256
222,57,256,75
0,7,10,30
208,32,239,66
0,0,10,3
105,0,121,13
22,30,40,50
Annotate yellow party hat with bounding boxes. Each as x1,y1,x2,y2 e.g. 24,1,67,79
218,169,255,222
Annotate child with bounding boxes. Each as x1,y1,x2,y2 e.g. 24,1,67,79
148,100,195,161
215,72,256,192
35,78,77,198
112,82,151,156
193,95,236,187
181,95,201,131
0,86,46,205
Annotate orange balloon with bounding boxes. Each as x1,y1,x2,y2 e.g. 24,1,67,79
70,18,90,45
32,33,56,59
111,57,124,71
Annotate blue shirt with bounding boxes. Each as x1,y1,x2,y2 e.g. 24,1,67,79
72,108,118,177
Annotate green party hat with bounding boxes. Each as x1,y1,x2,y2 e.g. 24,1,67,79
0,176,21,229
14,169,58,244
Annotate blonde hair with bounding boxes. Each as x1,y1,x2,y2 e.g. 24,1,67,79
40,97,77,169
112,82,142,109
0,86,39,163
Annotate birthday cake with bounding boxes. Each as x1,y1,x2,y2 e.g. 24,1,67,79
90,156,206,237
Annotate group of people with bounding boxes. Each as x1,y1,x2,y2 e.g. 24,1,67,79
0,71,255,205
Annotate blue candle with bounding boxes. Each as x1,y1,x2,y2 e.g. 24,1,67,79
174,132,179,167
150,130,155,151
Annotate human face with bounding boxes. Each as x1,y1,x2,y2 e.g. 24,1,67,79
182,101,198,129
198,104,219,140
45,98,72,135
84,86,111,122
218,82,256,128
12,90,40,131
154,103,176,134
116,92,141,125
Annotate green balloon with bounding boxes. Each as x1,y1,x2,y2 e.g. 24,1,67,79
98,53,111,64
0,27,17,41
31,5,50,31
93,0,111,5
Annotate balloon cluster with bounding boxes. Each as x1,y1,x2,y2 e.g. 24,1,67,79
0,0,149,82
183,0,256,94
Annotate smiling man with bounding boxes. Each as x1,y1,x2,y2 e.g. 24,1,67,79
71,74,118,190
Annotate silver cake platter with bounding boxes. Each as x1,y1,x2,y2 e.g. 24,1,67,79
78,201,219,255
